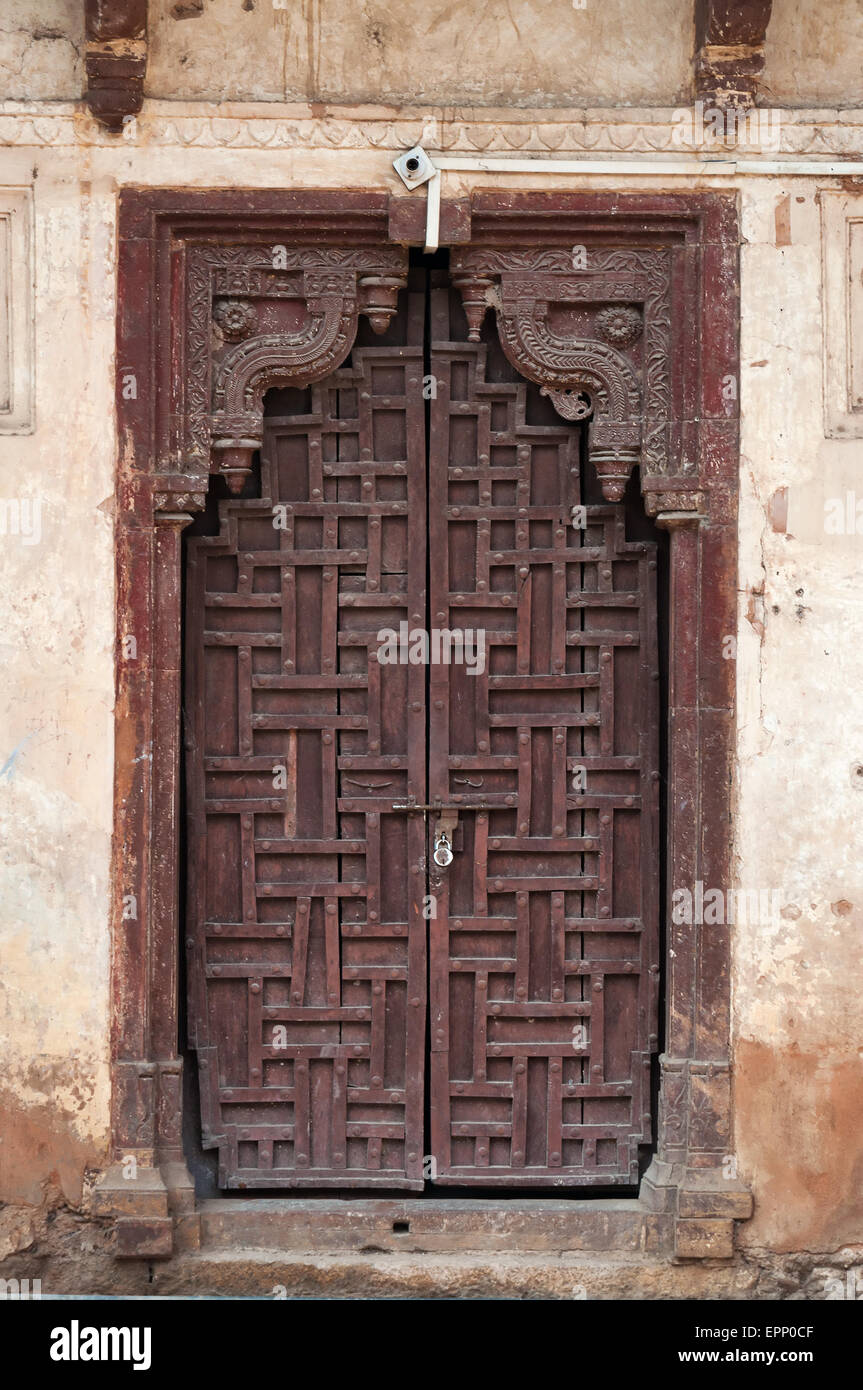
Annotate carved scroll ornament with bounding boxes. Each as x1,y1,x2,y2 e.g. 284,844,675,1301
178,248,408,498
451,248,675,505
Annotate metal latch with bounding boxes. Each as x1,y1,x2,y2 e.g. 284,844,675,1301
432,807,458,868
390,801,489,869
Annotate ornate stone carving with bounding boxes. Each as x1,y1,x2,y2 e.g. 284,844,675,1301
656,1056,734,1169
9,105,863,156
648,490,706,520
113,1060,157,1153
541,387,593,420
358,273,405,333
450,271,495,341
153,485,207,515
596,304,643,347
150,474,208,519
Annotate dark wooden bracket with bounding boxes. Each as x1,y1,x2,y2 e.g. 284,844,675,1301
449,194,721,516
85,0,148,131
694,0,773,107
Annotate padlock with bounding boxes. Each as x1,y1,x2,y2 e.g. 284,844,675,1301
433,832,454,868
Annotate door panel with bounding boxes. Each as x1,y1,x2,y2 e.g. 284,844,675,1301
185,270,660,1191
185,285,428,1188
427,280,659,1186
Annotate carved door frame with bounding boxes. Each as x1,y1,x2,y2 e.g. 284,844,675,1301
100,188,751,1261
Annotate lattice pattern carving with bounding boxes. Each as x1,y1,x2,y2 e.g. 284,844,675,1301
426,281,660,1185
185,275,660,1190
186,309,428,1188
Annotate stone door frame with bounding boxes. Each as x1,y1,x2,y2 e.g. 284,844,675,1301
97,188,751,1261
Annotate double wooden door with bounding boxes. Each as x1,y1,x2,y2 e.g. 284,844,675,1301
185,271,659,1190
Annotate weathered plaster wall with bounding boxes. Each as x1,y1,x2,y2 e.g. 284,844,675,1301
735,180,863,1253
763,0,863,108
1,0,695,108
145,0,694,107
9,3,863,113
0,2,83,101
0,100,862,1260
0,145,115,1206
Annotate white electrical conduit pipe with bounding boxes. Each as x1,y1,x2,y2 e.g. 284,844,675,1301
411,152,863,253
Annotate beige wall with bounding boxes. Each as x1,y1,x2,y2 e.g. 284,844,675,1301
0,0,695,108
7,2,863,112
0,2,82,101
145,0,694,107
0,142,115,1205
764,0,863,107
735,181,863,1253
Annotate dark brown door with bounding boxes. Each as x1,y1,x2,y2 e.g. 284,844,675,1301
185,270,659,1190
426,279,659,1185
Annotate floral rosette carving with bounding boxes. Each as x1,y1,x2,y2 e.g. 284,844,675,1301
595,305,643,348
213,298,258,341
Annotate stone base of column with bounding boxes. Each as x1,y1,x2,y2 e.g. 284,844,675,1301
91,1161,200,1259
641,1158,753,1258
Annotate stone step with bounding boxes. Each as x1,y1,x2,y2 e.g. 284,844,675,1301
152,1248,748,1300
199,1197,672,1255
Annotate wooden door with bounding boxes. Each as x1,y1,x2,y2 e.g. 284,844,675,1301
427,279,659,1186
185,270,659,1190
185,280,429,1188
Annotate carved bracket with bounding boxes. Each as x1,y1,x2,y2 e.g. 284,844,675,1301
178,248,408,494
451,247,679,505
85,0,148,131
694,0,774,108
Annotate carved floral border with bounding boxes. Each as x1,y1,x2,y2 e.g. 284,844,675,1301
3,103,863,154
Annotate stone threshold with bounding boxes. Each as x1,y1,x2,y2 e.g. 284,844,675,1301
198,1196,672,1257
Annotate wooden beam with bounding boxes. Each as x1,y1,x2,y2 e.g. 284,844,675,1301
694,0,773,107
84,0,148,131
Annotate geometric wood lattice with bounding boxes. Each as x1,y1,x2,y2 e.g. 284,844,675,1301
427,278,660,1186
186,281,428,1189
185,271,660,1189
